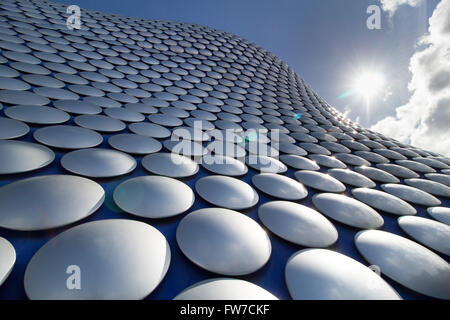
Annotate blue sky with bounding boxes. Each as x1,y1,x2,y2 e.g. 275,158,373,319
57,0,442,132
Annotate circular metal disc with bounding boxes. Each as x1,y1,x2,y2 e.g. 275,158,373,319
113,176,194,218
279,154,320,171
24,219,170,299
128,122,171,138
245,155,287,173
380,184,441,207
5,105,70,125
354,166,400,184
0,140,54,174
0,175,104,231
252,173,308,200
176,208,271,275
312,193,384,229
34,125,103,149
294,170,346,193
285,249,401,300
74,114,126,132
0,89,50,106
108,134,162,155
328,168,376,188
427,207,450,226
0,117,29,139
355,230,450,299
54,100,102,115
258,201,338,247
398,216,450,256
424,173,450,187
142,152,199,178
61,148,137,178
0,237,15,286
404,178,450,198
351,188,416,216
201,154,248,176
174,278,278,300
195,175,259,209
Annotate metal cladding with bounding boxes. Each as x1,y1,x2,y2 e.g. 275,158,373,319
0,0,449,300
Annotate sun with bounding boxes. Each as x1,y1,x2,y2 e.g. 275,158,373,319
353,72,384,101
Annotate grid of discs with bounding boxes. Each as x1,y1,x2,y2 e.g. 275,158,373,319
0,0,449,300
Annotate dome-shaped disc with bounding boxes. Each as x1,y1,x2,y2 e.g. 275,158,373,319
0,140,54,174
380,184,441,207
0,237,15,286
24,219,170,299
328,168,376,188
351,188,416,216
294,170,346,193
279,154,320,171
427,207,450,226
285,249,401,300
355,230,450,299
174,278,278,300
176,208,271,275
195,175,259,209
258,201,338,247
0,117,29,139
5,105,70,125
252,173,308,200
61,148,137,178
398,216,450,256
312,193,384,229
113,176,194,218
108,134,162,155
142,152,199,178
34,125,103,149
0,175,104,231
201,154,248,176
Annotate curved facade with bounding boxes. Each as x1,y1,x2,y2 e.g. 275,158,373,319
0,0,449,300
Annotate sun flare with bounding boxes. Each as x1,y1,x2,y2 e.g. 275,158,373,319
353,72,384,100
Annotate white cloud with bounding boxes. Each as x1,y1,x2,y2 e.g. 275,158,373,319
372,0,450,156
380,0,425,17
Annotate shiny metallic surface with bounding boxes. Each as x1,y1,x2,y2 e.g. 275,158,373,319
34,125,103,149
176,208,271,275
285,249,401,300
258,201,338,247
327,168,376,188
380,184,441,207
0,175,104,231
61,148,137,178
252,173,308,200
0,0,448,300
294,170,346,193
404,178,450,198
5,105,70,125
312,193,384,229
142,152,199,178
355,230,450,299
195,176,259,209
174,278,278,300
0,117,29,140
398,216,450,256
24,219,170,299
108,133,162,155
427,207,450,226
351,188,417,216
0,140,54,174
113,176,194,218
0,237,15,287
